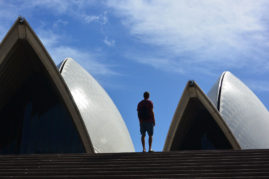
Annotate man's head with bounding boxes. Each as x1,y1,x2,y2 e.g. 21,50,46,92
143,91,150,99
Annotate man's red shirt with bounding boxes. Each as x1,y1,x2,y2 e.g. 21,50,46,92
137,99,155,124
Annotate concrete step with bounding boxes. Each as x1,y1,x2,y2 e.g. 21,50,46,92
0,149,269,178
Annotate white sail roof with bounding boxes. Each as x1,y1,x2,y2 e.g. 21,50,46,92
59,58,135,153
208,71,269,149
0,17,134,154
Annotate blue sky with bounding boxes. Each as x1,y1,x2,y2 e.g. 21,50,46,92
1,0,269,152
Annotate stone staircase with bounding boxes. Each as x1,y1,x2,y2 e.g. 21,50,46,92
0,149,269,178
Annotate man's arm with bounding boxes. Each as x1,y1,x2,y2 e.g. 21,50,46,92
150,101,155,126
137,111,142,123
152,110,155,126
137,103,142,124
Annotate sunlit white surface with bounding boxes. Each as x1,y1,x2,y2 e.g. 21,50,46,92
71,88,91,110
208,71,269,149
59,58,134,153
207,73,224,108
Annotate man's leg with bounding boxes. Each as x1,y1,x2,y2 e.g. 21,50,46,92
147,122,154,152
149,135,153,151
141,135,146,152
140,122,146,152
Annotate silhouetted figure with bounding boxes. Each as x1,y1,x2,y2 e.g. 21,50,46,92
137,91,155,152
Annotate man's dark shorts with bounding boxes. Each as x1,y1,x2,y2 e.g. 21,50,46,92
140,121,154,136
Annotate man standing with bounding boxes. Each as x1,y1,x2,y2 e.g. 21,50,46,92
137,91,155,152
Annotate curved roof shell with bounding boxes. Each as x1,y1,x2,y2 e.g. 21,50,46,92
164,81,240,151
208,71,269,149
59,58,134,153
0,17,94,153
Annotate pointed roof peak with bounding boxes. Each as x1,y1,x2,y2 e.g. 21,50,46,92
164,80,240,151
18,16,25,24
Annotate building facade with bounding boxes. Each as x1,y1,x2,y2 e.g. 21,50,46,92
0,17,134,154
164,72,269,151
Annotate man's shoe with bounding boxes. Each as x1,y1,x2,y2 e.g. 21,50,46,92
148,149,154,152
